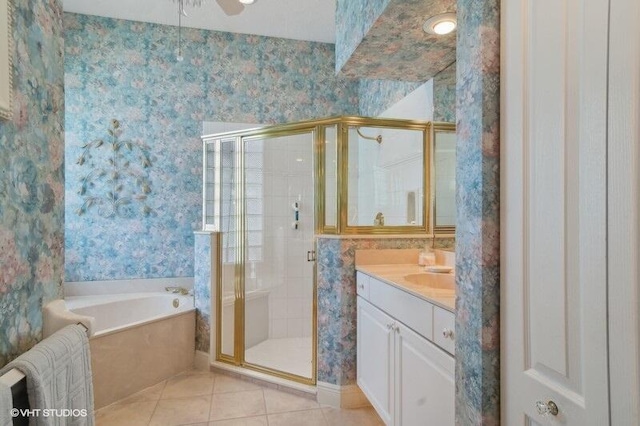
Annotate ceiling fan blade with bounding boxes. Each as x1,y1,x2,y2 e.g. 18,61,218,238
216,0,245,16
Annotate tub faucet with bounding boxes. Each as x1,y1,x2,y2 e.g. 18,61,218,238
165,286,191,295
374,212,385,226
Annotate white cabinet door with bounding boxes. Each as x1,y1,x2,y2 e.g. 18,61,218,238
357,297,394,425
395,322,454,426
502,0,610,424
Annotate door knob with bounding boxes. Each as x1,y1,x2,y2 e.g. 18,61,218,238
442,328,454,339
536,400,559,416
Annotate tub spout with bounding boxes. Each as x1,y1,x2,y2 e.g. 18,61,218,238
165,286,191,295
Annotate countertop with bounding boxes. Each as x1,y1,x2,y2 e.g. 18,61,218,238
356,264,456,312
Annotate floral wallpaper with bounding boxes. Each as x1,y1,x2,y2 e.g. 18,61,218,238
335,0,390,74
0,0,65,366
336,0,456,82
64,13,359,282
194,233,214,352
316,236,455,385
434,62,456,123
358,79,423,117
454,0,501,423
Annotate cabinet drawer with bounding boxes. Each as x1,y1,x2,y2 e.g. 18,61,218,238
433,307,455,355
369,277,433,340
356,272,370,299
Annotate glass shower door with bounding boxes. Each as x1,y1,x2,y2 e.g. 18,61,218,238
217,138,240,362
242,131,316,382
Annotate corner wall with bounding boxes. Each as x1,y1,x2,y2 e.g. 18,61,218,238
0,0,65,366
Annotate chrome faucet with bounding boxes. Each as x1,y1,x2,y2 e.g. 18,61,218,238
374,212,385,226
165,286,191,295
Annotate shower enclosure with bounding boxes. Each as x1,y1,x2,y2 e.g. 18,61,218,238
202,117,432,385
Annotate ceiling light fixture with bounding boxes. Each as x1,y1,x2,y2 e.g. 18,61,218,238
239,0,256,4
174,0,203,62
422,12,457,35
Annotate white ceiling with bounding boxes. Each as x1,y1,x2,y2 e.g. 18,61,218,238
63,0,337,44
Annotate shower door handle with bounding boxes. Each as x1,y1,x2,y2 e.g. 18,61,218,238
307,251,316,262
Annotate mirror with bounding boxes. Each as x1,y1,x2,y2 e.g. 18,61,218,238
346,124,427,230
433,123,456,231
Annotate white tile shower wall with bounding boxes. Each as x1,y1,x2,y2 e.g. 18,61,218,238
260,134,315,342
352,127,424,226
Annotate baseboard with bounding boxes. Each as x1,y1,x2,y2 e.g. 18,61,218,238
194,350,209,371
317,381,371,409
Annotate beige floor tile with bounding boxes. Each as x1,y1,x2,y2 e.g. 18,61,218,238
149,395,212,426
115,380,167,405
321,406,384,426
161,373,215,399
263,388,320,414
95,400,157,426
213,375,263,394
268,409,327,426
209,416,268,426
209,390,266,421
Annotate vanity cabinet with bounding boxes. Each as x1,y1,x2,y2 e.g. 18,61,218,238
356,272,455,425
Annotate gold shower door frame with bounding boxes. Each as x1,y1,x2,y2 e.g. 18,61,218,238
203,116,433,386
211,124,320,385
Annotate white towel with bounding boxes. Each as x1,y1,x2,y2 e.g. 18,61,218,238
0,378,12,426
0,325,95,426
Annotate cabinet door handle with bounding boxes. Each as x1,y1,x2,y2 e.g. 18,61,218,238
386,323,394,330
358,284,365,290
442,328,454,339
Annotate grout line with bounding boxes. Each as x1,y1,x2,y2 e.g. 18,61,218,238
206,375,214,424
146,399,160,426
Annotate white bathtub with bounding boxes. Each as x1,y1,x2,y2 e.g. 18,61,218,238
43,292,196,408
65,292,194,337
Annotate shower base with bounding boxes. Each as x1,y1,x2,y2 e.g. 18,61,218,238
245,337,313,379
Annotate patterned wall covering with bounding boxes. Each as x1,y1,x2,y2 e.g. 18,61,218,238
434,62,456,123
358,79,423,117
194,233,212,353
335,0,390,74
454,0,501,423
64,13,359,282
0,0,65,366
336,0,456,82
316,236,455,385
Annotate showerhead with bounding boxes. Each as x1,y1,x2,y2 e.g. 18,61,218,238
356,128,383,144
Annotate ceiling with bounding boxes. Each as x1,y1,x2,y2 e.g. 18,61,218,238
62,0,337,44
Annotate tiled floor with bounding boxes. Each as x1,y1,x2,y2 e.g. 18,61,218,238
245,337,313,378
95,369,384,426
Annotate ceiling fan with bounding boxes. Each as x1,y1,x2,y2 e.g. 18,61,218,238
173,0,255,61
176,0,255,17
216,0,256,16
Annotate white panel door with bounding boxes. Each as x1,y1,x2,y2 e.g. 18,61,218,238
501,0,610,423
357,297,394,425
395,321,454,426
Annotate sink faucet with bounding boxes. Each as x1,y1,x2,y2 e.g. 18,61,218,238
165,286,191,295
374,212,385,226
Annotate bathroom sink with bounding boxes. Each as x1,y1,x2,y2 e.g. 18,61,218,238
403,272,455,291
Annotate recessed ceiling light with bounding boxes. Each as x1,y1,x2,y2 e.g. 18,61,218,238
239,0,256,4
423,13,457,35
